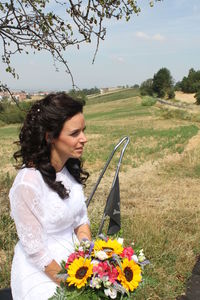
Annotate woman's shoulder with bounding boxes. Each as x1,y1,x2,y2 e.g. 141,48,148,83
11,167,44,192
58,167,80,186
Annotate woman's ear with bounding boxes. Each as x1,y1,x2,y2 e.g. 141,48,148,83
45,132,53,144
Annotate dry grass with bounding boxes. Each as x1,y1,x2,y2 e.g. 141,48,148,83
86,142,200,299
175,92,196,104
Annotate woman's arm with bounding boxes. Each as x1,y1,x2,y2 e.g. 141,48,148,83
74,223,92,241
45,223,92,285
45,224,92,285
44,260,63,285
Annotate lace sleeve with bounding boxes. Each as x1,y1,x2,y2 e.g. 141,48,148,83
10,183,53,271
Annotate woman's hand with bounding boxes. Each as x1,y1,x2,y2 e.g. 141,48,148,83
44,259,63,286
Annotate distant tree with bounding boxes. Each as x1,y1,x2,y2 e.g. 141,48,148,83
68,89,86,105
0,0,162,93
26,94,32,99
180,68,200,93
133,84,140,89
140,78,153,96
152,67,174,98
82,87,100,95
195,90,200,105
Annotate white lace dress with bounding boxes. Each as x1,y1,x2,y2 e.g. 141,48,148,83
9,167,89,300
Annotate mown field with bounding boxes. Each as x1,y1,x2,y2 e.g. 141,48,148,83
1,90,200,299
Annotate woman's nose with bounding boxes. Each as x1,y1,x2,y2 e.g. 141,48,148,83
80,131,87,143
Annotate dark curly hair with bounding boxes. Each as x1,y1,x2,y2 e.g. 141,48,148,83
14,92,89,199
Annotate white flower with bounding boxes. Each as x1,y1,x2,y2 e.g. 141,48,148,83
117,237,124,245
102,276,112,288
74,241,80,251
103,280,112,288
138,249,146,262
138,254,146,263
80,240,91,249
139,249,144,255
90,277,102,289
102,276,109,282
91,259,99,265
132,254,138,263
104,287,117,299
94,250,108,260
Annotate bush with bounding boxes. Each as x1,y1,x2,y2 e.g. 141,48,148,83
140,78,153,96
168,89,175,99
68,89,86,105
141,97,157,106
0,100,33,124
159,108,192,121
195,90,200,105
158,89,165,98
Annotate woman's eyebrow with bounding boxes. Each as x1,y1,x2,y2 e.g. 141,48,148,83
68,126,86,133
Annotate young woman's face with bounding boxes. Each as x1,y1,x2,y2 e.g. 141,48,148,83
51,112,87,163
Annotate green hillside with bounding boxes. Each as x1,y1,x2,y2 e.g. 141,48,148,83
86,88,140,105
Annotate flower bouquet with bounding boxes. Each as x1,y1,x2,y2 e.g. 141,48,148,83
49,236,149,300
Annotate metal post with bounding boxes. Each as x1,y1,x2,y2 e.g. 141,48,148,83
86,136,130,234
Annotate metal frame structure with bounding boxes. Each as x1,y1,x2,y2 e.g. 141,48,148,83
86,136,130,235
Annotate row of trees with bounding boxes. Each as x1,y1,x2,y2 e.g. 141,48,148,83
175,68,200,94
140,67,200,104
68,87,100,105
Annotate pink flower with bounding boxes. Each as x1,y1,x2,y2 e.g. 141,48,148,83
120,247,134,260
93,262,108,278
65,251,85,268
107,266,118,283
93,261,118,283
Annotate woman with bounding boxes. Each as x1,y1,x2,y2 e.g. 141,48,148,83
9,92,91,299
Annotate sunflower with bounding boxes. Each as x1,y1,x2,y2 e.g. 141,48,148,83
66,257,93,289
94,239,123,258
116,258,142,292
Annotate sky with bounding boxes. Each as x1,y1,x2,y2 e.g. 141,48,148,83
1,0,200,92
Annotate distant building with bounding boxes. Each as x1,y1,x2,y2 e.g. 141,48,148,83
100,87,124,94
13,92,27,101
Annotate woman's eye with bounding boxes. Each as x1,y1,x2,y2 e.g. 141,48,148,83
70,127,86,137
71,131,79,137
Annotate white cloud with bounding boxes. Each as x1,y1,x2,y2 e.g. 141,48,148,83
136,31,150,40
135,31,165,41
152,34,165,41
111,55,125,63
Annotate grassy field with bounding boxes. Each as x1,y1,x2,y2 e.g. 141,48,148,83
1,91,200,299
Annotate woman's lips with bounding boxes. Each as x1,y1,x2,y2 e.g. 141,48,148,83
75,147,83,152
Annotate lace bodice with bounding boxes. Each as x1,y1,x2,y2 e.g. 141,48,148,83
9,167,89,271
